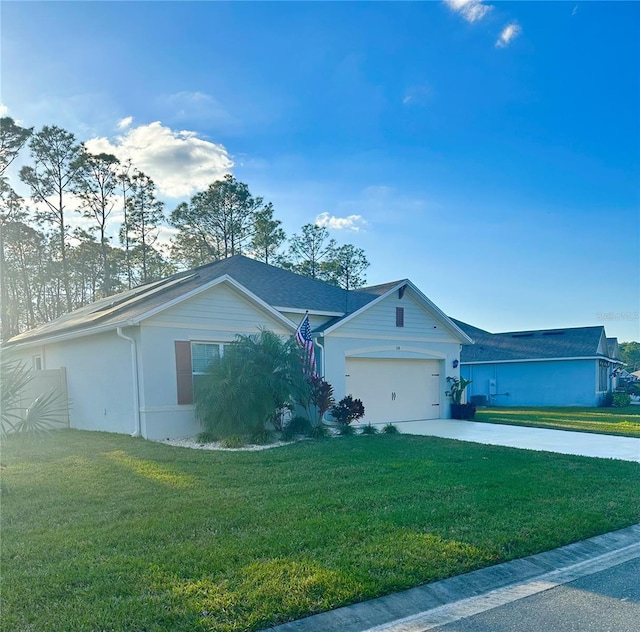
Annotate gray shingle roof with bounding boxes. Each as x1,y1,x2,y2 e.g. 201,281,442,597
451,318,616,363
7,255,382,345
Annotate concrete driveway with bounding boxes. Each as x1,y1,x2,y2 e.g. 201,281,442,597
368,419,640,463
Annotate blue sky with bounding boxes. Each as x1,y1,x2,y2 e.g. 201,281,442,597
2,1,639,341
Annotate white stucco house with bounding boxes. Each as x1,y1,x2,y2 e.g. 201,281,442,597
5,255,471,439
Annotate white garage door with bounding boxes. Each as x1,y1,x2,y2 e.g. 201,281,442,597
345,358,441,424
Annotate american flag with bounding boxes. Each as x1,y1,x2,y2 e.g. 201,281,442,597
296,313,318,378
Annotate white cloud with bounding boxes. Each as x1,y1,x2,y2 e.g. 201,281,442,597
85,120,233,198
403,84,433,107
444,0,493,23
0,103,9,117
159,91,237,127
117,116,133,129
496,22,522,48
316,212,367,232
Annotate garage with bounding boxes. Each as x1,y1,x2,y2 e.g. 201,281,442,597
345,358,441,424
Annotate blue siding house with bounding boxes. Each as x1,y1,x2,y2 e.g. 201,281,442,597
451,320,623,407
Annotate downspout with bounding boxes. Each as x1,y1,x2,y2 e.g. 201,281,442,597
314,335,331,424
116,326,141,437
314,335,325,378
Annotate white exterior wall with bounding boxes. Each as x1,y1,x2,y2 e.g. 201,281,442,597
39,332,135,434
321,291,463,420
6,279,466,438
138,282,293,440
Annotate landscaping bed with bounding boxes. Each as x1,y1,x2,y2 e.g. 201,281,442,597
474,406,640,437
1,429,639,631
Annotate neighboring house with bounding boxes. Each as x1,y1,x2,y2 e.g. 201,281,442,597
451,319,623,407
5,255,471,439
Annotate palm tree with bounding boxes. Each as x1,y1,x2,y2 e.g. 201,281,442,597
194,329,309,437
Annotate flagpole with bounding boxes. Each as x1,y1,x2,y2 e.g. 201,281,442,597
295,310,318,379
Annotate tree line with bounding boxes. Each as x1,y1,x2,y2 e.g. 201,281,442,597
0,118,369,342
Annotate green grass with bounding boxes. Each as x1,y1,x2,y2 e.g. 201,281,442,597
475,406,640,437
1,430,639,632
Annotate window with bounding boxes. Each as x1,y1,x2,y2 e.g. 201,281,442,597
396,307,404,327
33,356,42,370
175,341,225,405
598,360,609,392
192,343,222,374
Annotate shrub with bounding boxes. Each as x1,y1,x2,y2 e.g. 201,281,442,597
196,430,219,444
613,393,631,408
446,376,472,405
309,423,331,439
195,329,307,438
220,435,246,449
359,424,379,435
337,424,356,436
330,395,365,426
599,391,614,408
250,429,275,445
382,423,400,434
308,376,335,426
282,416,313,440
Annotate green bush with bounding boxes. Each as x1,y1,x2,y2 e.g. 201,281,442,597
250,429,276,445
337,424,356,436
282,415,313,440
220,435,246,449
382,423,400,434
613,393,631,407
359,424,379,435
309,423,331,439
195,430,219,444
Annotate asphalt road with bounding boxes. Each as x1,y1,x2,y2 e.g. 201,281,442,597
432,558,640,632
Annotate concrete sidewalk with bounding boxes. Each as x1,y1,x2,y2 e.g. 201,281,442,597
266,524,640,632
380,419,640,463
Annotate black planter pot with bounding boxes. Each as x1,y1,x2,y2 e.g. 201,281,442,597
450,403,477,420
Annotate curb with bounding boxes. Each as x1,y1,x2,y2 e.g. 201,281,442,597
266,523,640,632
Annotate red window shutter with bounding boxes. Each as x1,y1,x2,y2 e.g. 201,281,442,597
175,341,193,405
396,307,404,327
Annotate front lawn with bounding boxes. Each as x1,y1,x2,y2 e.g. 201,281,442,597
1,430,639,631
474,406,640,437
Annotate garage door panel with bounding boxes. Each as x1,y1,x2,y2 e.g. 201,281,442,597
345,358,441,424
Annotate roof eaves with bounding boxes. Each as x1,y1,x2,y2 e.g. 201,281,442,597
272,306,345,318
462,355,624,365
4,320,136,350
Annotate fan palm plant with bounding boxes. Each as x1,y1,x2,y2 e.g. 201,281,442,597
1,353,68,437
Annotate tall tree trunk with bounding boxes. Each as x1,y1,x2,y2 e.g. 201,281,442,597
0,223,7,341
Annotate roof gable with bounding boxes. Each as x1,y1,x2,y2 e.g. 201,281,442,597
323,280,472,343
